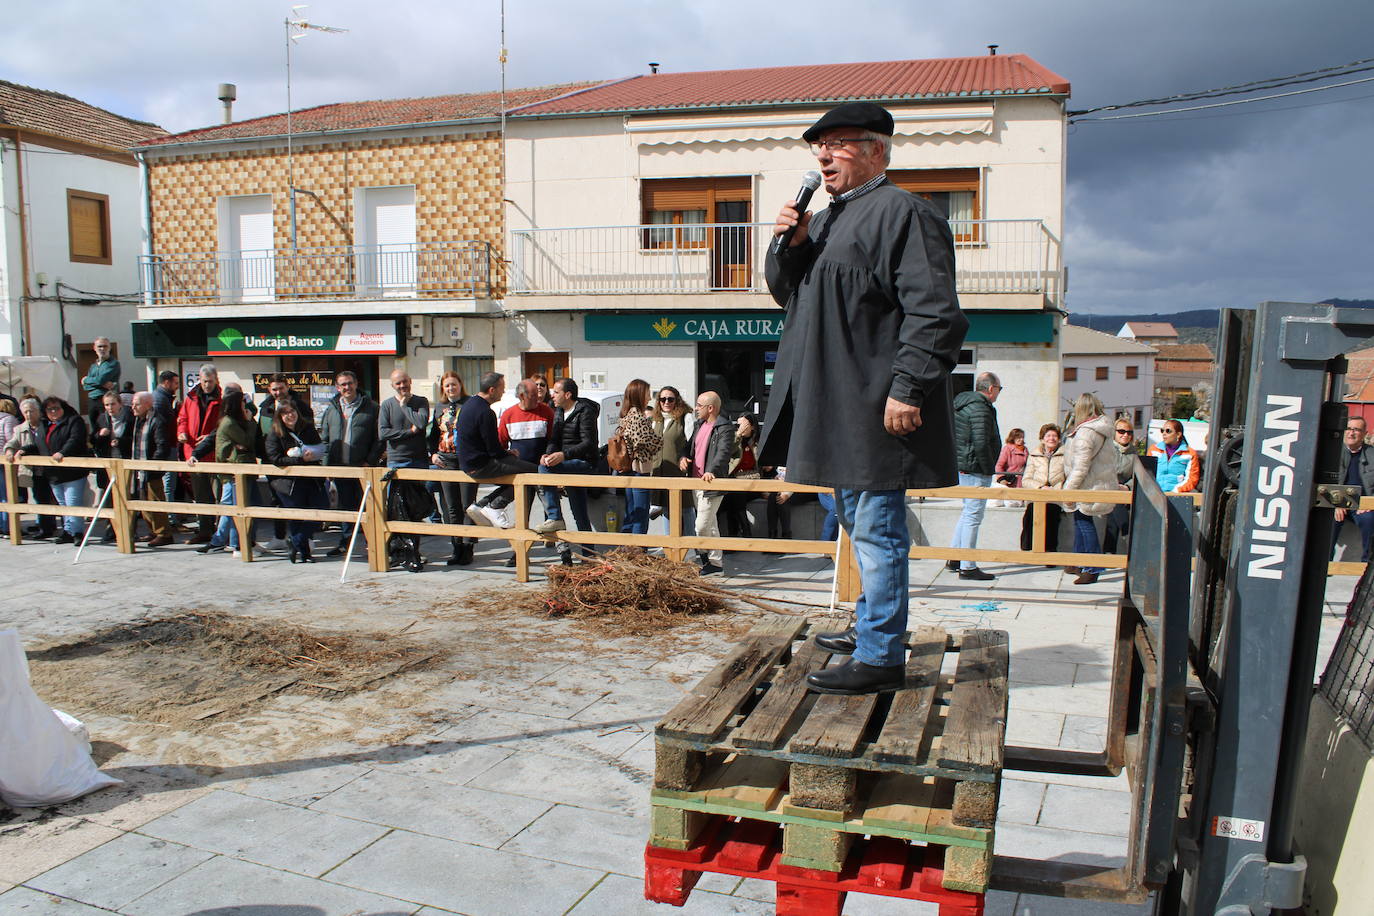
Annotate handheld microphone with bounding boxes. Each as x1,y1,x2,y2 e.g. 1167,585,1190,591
771,170,822,256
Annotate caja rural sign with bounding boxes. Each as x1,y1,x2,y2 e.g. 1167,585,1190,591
207,319,399,356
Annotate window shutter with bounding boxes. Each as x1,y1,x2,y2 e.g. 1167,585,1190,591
68,191,110,263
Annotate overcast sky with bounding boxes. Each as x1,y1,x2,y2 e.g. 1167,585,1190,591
4,0,1370,315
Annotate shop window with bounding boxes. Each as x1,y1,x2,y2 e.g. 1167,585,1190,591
888,169,980,242
1126,365,1139,379
1096,366,1109,380
68,189,111,264
1064,367,1078,382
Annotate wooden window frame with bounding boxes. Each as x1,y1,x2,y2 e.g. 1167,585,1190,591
641,177,751,250
1096,366,1110,381
1126,365,1139,380
67,189,112,265
887,168,981,243
1063,367,1078,382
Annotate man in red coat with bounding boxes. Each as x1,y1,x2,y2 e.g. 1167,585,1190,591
175,363,223,543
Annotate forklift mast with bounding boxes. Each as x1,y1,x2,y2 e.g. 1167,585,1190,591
1177,301,1369,914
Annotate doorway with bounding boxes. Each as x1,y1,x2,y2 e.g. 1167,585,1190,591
522,351,570,385
697,342,775,418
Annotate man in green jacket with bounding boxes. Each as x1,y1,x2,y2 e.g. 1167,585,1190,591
948,371,1002,580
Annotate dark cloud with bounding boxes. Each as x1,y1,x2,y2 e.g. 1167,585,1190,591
2,0,1366,314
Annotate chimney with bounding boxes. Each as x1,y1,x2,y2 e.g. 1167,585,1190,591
987,44,999,56
217,83,237,124
648,62,660,74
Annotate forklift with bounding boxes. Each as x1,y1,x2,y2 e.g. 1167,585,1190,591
989,301,1369,914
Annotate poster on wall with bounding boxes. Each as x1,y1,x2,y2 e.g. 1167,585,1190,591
253,371,337,419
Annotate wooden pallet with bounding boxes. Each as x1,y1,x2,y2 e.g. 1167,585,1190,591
650,617,1009,892
645,815,985,916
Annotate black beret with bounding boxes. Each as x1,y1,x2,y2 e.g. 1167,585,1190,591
803,102,895,143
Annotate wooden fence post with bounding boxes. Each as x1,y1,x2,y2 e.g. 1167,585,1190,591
234,472,253,562
514,480,531,583
667,486,685,563
1033,500,1047,553
367,467,389,572
836,528,862,603
3,459,21,545
109,460,134,554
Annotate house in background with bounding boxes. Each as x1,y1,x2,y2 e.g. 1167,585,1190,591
131,82,588,404
1060,324,1155,429
1118,321,1178,348
1,80,164,405
503,52,1070,434
1153,342,1215,413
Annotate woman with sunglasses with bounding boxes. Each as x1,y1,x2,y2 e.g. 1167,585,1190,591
649,386,689,523
1103,419,1137,553
28,397,90,543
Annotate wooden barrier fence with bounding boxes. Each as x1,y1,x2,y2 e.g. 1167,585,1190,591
6,456,1348,590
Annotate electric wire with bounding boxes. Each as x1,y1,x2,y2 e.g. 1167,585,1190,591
1071,75,1374,123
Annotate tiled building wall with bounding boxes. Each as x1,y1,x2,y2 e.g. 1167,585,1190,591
146,131,506,297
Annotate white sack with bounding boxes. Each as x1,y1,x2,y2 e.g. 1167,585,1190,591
0,629,121,807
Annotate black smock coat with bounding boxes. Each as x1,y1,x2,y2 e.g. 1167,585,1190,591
759,181,968,490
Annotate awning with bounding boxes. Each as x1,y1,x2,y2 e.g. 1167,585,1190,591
628,105,995,148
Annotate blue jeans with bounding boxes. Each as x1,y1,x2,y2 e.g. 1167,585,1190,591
834,488,910,668
539,459,593,532
1073,510,1103,574
49,477,88,537
951,472,991,569
211,479,256,549
618,470,649,535
817,491,839,543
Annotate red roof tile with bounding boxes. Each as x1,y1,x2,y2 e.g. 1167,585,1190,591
1120,321,1178,338
137,82,598,148
509,55,1069,116
0,80,165,151
1155,343,1215,361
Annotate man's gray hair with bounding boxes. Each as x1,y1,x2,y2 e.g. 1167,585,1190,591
199,362,218,378
20,396,40,412
478,371,504,394
134,391,154,407
857,128,893,166
975,371,1000,393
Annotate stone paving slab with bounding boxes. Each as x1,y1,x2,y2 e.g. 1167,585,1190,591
25,833,211,911
0,886,115,914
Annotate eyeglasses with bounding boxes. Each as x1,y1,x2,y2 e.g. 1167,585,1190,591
44,406,62,414
1115,429,1133,435
808,137,874,154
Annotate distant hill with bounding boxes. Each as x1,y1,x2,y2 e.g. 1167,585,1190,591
1069,298,1374,335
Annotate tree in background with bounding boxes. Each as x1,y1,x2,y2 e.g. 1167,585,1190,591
1172,393,1198,419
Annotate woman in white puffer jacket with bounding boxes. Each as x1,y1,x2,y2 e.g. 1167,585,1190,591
1060,393,1122,585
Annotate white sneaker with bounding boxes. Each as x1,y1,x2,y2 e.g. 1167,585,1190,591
481,505,513,529
534,518,566,535
466,504,493,527
232,546,259,559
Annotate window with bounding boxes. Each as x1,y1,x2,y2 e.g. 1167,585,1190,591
1134,409,1143,427
67,190,111,264
1096,366,1109,380
888,169,981,241
642,177,751,248
1126,365,1139,380
1063,367,1078,382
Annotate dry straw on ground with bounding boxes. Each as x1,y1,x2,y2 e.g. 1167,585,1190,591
464,548,800,636
27,612,441,728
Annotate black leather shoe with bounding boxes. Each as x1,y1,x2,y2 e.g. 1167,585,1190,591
806,658,904,695
946,560,960,571
326,545,345,557
959,568,995,581
813,626,857,655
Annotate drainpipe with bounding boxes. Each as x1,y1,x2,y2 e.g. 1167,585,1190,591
10,132,34,355
136,150,156,387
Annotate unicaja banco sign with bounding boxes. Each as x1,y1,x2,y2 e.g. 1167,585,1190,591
207,320,399,356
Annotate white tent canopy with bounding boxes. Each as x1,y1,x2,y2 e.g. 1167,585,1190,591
0,356,71,401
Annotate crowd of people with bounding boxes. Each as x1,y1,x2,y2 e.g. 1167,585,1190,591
946,371,1204,585
0,339,1215,578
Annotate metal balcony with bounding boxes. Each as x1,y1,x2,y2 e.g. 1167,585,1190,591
140,241,493,305
508,219,1062,305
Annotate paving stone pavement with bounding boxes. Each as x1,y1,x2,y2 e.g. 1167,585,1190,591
0,533,1355,915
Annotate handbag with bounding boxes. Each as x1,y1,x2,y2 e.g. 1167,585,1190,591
607,433,632,472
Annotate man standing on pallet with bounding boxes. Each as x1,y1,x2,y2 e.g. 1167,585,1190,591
762,101,967,695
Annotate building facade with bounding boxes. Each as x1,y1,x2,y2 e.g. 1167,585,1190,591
1060,324,1156,429
132,84,586,404
1,80,164,405
502,54,1070,434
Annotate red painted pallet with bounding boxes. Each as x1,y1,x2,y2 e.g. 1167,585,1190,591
645,815,984,916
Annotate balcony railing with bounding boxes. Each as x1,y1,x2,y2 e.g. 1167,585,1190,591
140,241,493,305
509,219,1062,305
